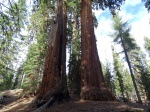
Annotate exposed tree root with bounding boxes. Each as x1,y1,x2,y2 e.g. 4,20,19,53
28,79,70,110
33,97,55,112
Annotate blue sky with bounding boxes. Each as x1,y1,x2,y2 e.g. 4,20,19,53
94,0,150,65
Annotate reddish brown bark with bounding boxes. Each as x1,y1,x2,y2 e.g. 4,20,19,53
61,0,67,90
80,0,115,101
28,0,69,108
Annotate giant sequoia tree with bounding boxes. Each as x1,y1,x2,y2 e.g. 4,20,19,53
80,0,125,100
28,0,70,108
28,0,126,109
80,0,114,100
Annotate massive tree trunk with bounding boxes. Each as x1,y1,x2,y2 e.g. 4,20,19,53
28,0,69,108
80,0,115,100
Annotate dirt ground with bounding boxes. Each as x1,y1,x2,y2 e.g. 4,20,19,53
0,89,150,112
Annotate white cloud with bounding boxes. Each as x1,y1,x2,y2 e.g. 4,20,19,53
120,1,150,50
93,10,103,18
118,10,134,21
125,0,141,6
94,16,113,64
94,2,150,65
131,12,150,48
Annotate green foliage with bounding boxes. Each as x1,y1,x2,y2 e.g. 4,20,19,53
141,67,150,100
103,61,113,91
21,72,40,97
142,0,150,11
92,0,125,14
21,0,53,95
112,46,125,98
12,65,24,89
68,54,81,94
130,49,150,100
111,14,150,101
144,37,150,56
112,47,133,98
67,0,81,94
0,0,27,90
111,15,137,52
93,12,99,29
111,15,145,101
123,69,133,93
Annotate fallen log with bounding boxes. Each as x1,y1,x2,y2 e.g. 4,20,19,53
33,97,55,112
33,89,70,112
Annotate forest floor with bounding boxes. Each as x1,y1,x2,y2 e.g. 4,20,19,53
0,89,150,112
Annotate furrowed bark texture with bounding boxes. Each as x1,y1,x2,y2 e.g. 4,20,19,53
80,0,115,101
28,0,69,108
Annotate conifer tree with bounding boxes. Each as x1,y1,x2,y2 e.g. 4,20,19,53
103,61,114,93
112,46,133,100
111,15,142,103
20,0,57,96
0,0,27,90
144,37,150,56
112,46,125,99
67,0,81,95
130,49,150,100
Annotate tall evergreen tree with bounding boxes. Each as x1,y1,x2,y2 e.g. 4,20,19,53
130,49,150,101
0,0,27,90
141,62,150,100
103,61,114,93
112,46,125,99
111,45,133,100
144,37,150,56
111,14,142,103
67,0,81,96
21,0,53,96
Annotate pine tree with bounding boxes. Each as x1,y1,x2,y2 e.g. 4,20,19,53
144,37,150,56
0,0,27,90
132,50,150,100
112,46,125,99
21,0,55,96
141,62,150,100
111,14,142,103
123,37,150,101
67,0,81,96
112,45,133,101
104,61,114,93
